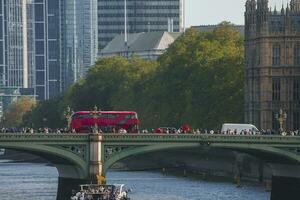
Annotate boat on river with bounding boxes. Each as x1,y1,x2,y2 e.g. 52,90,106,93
70,184,130,200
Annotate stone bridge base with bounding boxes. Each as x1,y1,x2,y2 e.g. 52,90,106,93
271,176,300,200
56,177,88,200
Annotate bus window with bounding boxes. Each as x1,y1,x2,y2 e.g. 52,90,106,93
125,114,136,119
101,114,119,119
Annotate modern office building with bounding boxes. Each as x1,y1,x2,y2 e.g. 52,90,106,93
98,0,183,50
0,0,35,109
77,0,98,77
245,0,300,131
2,0,28,89
31,0,62,100
0,0,98,103
0,0,5,87
32,0,98,98
61,0,98,89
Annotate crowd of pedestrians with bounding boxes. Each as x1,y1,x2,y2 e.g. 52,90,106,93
0,127,73,134
0,126,299,136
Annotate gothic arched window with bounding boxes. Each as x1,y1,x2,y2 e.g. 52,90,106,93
294,44,300,65
272,45,281,66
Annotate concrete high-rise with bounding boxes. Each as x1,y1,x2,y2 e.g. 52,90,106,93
245,0,300,131
97,0,183,50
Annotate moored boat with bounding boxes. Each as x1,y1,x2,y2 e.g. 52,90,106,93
70,184,131,200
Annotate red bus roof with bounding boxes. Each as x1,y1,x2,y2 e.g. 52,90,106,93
73,111,137,115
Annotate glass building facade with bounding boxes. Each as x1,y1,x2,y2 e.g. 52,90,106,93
0,0,4,87
79,0,98,77
31,0,61,100
2,0,28,88
98,0,183,50
61,0,98,89
1,0,98,102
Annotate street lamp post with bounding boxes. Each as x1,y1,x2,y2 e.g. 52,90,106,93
275,108,287,134
91,106,100,134
64,106,73,130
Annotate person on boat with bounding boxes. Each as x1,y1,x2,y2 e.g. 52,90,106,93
79,192,85,200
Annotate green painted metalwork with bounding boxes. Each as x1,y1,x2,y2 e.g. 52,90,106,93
101,134,300,174
0,133,300,179
0,134,90,179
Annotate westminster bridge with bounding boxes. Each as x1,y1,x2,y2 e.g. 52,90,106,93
1,133,300,200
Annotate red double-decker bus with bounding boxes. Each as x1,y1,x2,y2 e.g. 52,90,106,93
70,111,140,133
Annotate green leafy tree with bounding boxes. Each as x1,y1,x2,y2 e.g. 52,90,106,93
146,22,244,129
22,96,67,128
23,21,245,130
2,97,36,127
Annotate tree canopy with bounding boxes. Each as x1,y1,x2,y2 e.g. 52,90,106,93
22,22,245,130
1,97,36,127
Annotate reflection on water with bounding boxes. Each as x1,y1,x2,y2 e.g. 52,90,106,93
0,163,270,200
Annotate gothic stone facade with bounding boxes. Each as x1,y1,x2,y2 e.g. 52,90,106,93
245,0,300,131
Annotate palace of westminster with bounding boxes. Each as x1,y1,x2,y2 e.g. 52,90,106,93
245,0,300,131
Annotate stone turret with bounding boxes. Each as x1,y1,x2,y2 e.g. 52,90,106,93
245,0,257,37
256,0,269,34
290,0,300,11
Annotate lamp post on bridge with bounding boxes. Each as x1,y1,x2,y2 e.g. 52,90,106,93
275,108,287,134
91,105,100,134
64,106,73,131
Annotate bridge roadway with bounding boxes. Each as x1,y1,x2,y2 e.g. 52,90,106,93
0,133,300,200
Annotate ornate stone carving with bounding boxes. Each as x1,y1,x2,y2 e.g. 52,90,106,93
55,145,88,161
104,145,133,161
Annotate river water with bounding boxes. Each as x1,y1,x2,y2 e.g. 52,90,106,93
0,162,270,200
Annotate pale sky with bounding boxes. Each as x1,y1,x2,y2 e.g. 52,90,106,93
186,0,291,27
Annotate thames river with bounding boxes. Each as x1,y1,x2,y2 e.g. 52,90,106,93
0,162,270,200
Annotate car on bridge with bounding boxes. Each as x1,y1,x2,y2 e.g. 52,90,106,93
221,123,260,135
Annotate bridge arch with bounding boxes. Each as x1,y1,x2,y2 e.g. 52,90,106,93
211,143,300,163
0,143,88,179
104,143,203,174
103,142,300,175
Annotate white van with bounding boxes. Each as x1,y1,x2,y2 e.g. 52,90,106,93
221,123,259,135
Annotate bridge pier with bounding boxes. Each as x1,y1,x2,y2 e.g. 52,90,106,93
269,164,300,200
89,134,106,184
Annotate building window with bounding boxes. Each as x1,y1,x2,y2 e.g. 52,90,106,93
272,112,280,131
272,45,281,66
294,112,300,130
294,45,300,65
272,79,281,101
294,79,300,101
